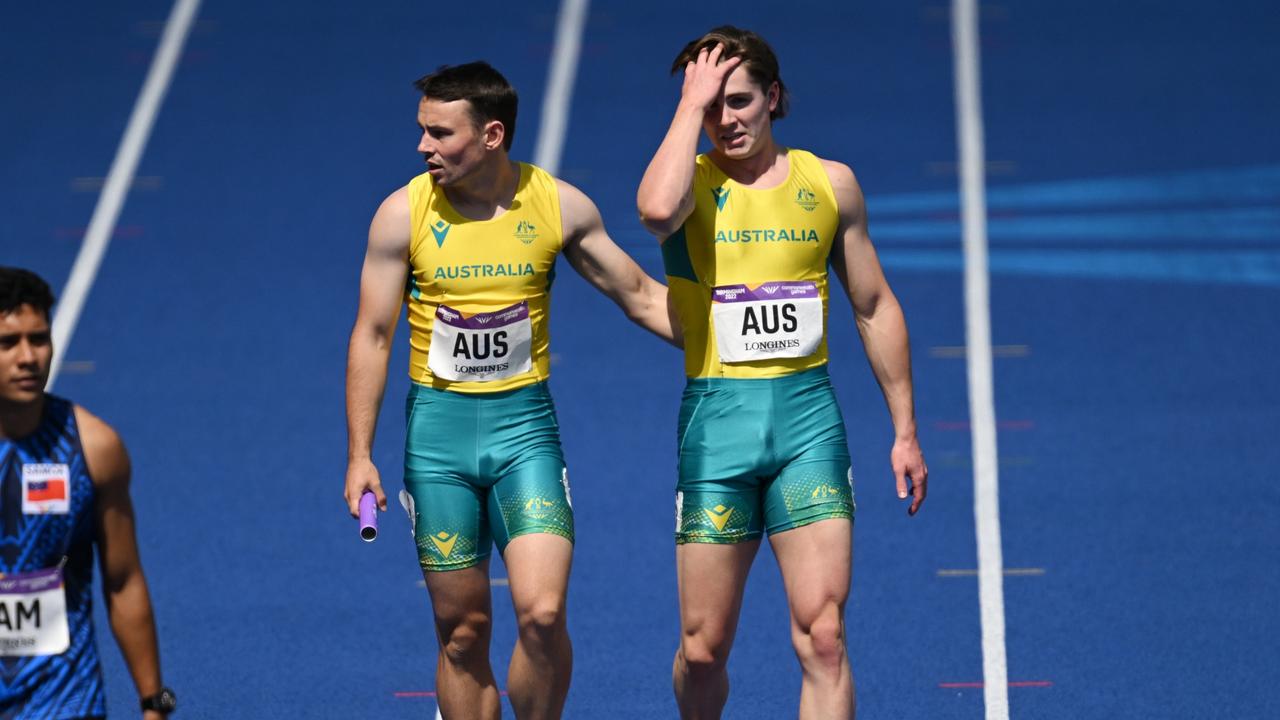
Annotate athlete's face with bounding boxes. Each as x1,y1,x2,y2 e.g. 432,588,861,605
0,305,52,406
703,64,778,159
416,98,502,185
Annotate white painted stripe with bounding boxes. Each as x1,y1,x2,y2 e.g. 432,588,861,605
532,0,589,175
951,1,1010,718
48,0,202,390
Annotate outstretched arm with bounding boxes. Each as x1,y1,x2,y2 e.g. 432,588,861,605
560,180,682,348
80,407,167,720
636,43,741,239
824,160,928,515
344,187,412,516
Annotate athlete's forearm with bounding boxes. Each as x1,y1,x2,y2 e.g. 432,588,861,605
856,298,919,441
637,101,705,234
625,276,683,349
345,330,392,460
106,571,163,700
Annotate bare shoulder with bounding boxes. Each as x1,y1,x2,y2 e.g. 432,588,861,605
373,185,411,227
817,157,865,218
554,178,602,238
817,157,860,194
378,184,411,215
73,405,130,490
368,184,413,253
555,177,596,214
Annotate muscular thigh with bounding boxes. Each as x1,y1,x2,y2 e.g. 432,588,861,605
487,457,574,553
675,367,854,543
762,369,854,535
404,473,490,571
403,382,570,570
675,377,769,544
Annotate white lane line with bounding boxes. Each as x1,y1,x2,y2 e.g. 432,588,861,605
48,0,201,390
532,0,589,176
952,1,1010,718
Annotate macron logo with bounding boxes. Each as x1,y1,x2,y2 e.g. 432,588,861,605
712,187,730,211
431,220,451,248
430,531,459,558
705,504,733,532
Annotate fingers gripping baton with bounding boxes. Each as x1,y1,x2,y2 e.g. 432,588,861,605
358,491,378,542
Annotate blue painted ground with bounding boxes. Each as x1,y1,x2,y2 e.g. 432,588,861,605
3,1,1278,718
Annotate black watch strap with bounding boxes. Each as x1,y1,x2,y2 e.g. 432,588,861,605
141,687,177,714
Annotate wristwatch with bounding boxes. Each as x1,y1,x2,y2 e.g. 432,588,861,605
141,687,178,714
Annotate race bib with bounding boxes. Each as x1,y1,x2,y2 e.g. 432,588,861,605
22,464,70,515
428,302,533,382
711,281,823,363
0,566,70,657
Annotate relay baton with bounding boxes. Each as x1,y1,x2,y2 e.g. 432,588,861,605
358,491,378,542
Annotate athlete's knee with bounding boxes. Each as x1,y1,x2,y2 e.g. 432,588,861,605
515,594,567,645
792,601,847,673
437,612,492,666
679,631,731,678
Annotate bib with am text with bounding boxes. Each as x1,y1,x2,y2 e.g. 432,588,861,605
0,566,70,657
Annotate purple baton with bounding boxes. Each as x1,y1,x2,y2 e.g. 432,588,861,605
359,491,378,542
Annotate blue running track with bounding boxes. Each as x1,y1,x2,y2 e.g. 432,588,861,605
4,1,1278,717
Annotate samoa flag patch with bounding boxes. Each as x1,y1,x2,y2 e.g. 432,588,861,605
22,464,71,515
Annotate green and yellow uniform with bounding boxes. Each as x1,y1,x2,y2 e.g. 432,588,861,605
401,163,573,571
663,149,855,544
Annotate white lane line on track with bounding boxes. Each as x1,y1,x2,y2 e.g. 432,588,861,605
48,0,201,390
952,1,1011,718
532,0,589,176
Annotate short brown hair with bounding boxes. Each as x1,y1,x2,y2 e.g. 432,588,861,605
670,26,789,120
414,61,519,151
